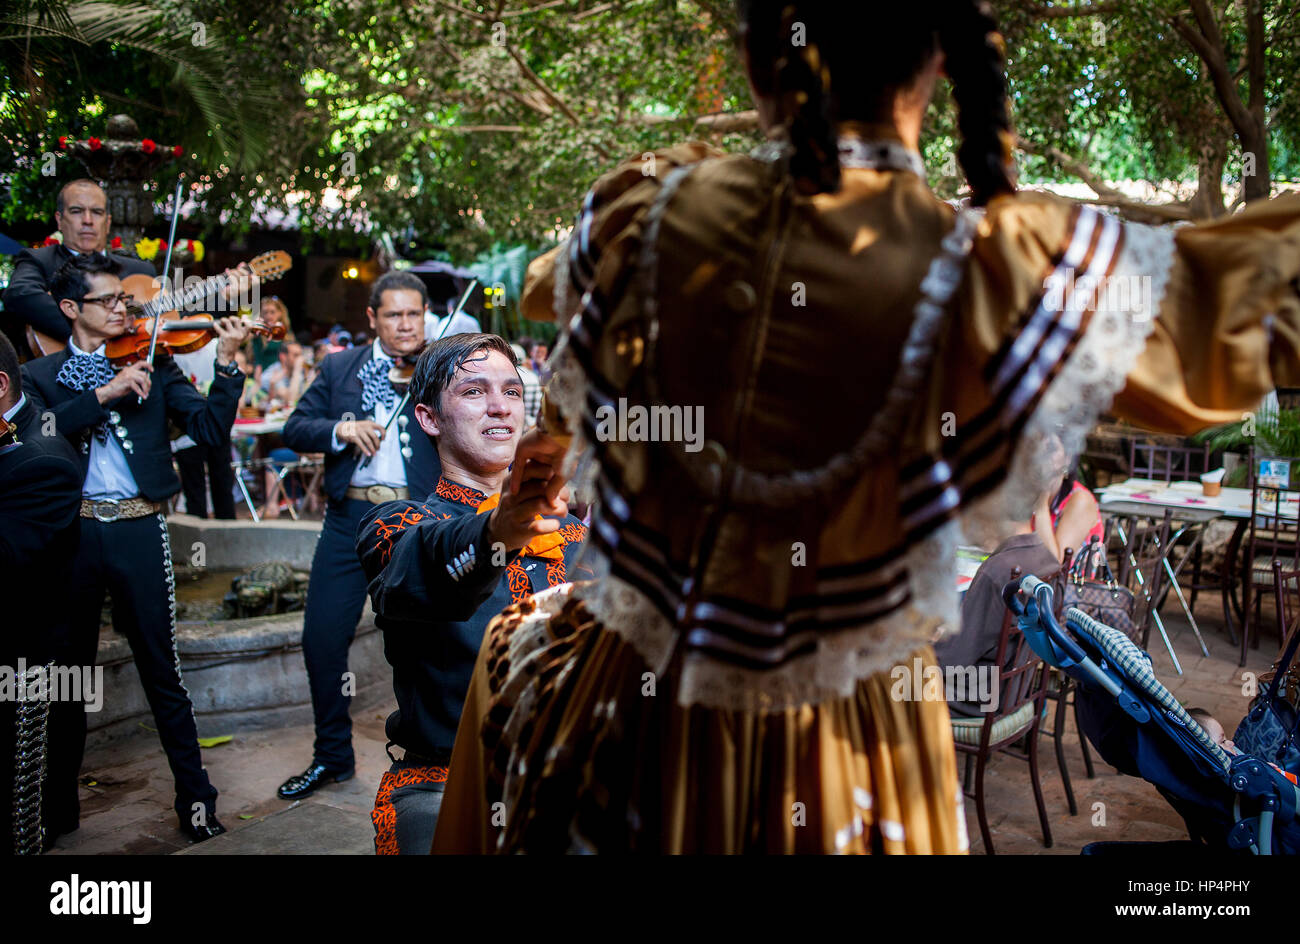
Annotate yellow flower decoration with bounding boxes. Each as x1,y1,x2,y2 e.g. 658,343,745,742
190,240,205,263
135,237,161,261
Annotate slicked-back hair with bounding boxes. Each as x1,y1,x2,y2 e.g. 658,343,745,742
56,178,106,214
49,253,122,305
368,270,429,312
410,333,518,415
0,330,22,399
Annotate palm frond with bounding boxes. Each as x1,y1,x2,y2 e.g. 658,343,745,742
3,0,278,167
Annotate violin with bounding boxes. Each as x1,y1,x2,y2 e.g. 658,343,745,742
386,347,424,389
105,316,287,367
26,249,292,359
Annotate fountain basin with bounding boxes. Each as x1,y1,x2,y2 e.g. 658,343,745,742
85,516,393,747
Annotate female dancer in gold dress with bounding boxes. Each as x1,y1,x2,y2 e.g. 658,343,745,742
435,0,1300,853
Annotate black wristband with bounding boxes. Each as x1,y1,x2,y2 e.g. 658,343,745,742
214,360,243,379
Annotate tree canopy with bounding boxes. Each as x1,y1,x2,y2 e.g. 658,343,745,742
2,0,1297,261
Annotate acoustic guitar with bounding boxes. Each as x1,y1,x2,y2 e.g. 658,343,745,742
25,250,293,358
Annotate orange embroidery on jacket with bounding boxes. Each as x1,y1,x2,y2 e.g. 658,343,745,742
505,560,533,603
436,477,487,507
370,504,448,565
372,765,450,855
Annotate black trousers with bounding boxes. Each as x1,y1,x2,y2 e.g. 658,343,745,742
45,513,218,835
301,498,372,771
175,442,236,519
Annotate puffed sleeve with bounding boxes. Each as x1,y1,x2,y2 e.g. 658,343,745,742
907,190,1300,544
520,142,725,453
1119,193,1300,433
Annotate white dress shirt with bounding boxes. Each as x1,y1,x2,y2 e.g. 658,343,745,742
424,310,480,342
333,339,408,489
68,338,141,499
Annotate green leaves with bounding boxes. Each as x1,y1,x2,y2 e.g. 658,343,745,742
4,1,1297,259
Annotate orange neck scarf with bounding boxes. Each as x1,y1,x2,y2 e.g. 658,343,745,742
475,492,566,560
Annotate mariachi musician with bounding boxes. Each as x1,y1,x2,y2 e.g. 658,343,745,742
276,270,440,800
0,331,82,853
21,252,255,845
2,180,156,359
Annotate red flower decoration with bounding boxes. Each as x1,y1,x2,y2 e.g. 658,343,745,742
186,239,195,251
57,135,68,150
172,145,184,157
88,137,102,150
141,138,156,153
159,240,168,252
110,236,123,250
42,237,60,247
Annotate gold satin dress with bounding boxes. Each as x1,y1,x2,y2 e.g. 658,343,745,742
434,133,1300,854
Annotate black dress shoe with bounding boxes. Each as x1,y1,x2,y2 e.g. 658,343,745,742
277,763,354,800
181,816,227,843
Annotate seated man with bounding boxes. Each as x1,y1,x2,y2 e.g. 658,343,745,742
356,333,587,854
935,439,1063,716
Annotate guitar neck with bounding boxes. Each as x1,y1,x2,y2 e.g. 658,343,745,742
144,272,232,316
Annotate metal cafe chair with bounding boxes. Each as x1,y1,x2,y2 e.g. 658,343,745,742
1127,440,1213,484
1241,447,1300,664
264,454,326,521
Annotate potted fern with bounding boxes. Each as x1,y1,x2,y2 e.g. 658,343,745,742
1195,405,1300,487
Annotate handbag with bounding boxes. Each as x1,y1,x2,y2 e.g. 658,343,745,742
1233,620,1300,775
1062,536,1140,641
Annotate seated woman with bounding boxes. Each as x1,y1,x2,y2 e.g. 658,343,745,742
1031,434,1104,566
1036,473,1104,564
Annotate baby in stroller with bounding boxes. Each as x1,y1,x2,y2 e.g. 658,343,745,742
1005,575,1300,855
1186,708,1298,787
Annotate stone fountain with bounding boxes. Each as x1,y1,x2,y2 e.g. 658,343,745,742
87,517,392,747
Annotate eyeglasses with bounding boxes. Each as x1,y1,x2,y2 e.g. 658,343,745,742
82,293,133,309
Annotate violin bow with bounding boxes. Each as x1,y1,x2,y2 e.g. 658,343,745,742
356,276,481,469
139,177,186,404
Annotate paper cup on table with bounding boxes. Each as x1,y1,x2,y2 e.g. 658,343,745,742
1201,467,1225,497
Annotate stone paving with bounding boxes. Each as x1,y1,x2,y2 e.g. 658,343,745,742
44,587,1279,855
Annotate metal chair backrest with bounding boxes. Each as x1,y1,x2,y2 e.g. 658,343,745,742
1128,440,1211,484
1248,446,1300,573
1270,562,1300,706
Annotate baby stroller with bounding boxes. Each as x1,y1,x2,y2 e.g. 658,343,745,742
1003,575,1300,855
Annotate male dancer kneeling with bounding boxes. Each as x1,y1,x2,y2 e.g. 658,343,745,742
356,333,586,854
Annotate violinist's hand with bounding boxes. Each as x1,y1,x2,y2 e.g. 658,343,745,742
336,419,385,457
96,361,152,404
488,459,571,553
214,316,252,365
222,262,259,304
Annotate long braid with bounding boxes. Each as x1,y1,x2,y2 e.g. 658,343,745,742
737,1,1017,203
938,0,1017,206
773,7,839,195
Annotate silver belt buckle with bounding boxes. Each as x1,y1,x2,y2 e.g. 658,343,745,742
93,499,121,523
365,485,395,504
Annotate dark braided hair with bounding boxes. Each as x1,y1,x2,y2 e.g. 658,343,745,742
937,1,1018,206
737,1,1016,204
